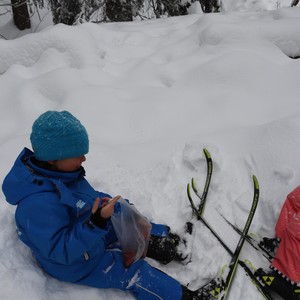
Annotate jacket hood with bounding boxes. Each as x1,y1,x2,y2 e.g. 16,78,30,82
288,186,300,211
2,148,84,206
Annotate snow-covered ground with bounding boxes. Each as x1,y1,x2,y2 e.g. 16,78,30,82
1,1,300,299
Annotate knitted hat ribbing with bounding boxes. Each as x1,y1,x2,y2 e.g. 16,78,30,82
30,111,89,161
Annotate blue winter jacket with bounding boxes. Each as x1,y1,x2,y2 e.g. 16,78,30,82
2,148,116,282
2,148,182,300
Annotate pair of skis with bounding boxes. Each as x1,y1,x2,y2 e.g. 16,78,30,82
219,213,274,262
187,149,272,300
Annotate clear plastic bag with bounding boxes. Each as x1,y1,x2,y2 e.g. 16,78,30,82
111,197,152,267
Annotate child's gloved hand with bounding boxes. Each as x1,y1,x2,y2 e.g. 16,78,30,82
89,196,120,229
92,195,120,219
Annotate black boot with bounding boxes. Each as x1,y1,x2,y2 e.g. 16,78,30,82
255,267,300,300
147,231,185,264
147,225,191,264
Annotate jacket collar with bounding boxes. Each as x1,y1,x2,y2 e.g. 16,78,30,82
22,148,85,184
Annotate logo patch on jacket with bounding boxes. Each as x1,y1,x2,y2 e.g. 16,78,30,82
76,199,86,209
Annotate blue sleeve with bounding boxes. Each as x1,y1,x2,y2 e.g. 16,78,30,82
98,191,112,199
17,193,107,265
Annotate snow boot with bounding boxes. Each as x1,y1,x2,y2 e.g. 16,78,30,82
147,224,192,265
255,267,300,300
147,231,184,264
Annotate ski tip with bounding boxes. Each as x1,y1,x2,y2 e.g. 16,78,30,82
252,175,259,190
203,148,211,158
187,183,191,198
191,177,197,192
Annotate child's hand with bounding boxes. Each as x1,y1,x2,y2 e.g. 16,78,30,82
92,196,120,219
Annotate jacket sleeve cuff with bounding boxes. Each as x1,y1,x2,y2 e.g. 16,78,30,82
89,208,110,229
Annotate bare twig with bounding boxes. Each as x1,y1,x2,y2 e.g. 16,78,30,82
0,33,8,40
33,10,51,32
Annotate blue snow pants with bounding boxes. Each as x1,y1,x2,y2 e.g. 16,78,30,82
77,223,183,300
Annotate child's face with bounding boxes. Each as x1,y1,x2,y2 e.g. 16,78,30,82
48,155,86,172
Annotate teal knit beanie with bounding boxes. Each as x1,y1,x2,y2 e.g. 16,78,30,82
30,111,89,161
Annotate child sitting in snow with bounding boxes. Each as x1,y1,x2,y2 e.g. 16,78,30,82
256,187,300,300
2,110,211,300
